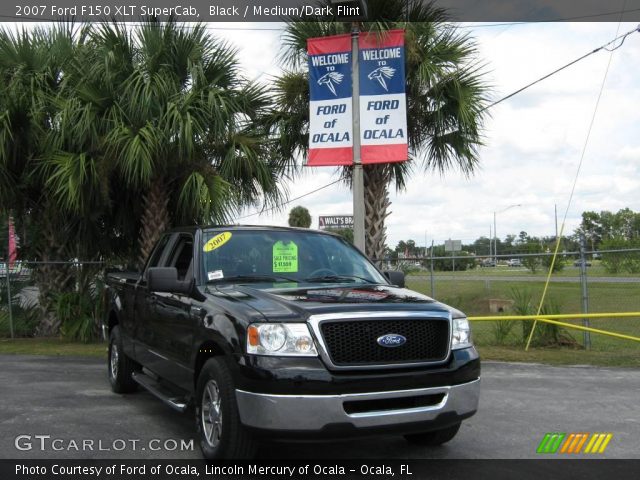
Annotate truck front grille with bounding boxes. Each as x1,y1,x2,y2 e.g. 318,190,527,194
319,319,450,367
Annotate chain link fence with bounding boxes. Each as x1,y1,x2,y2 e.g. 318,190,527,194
2,250,640,357
0,260,105,340
402,248,640,353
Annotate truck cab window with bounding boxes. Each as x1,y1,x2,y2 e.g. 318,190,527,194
142,234,172,281
168,235,194,281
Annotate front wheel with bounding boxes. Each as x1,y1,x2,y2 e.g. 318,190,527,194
403,423,461,446
108,326,138,393
195,357,256,459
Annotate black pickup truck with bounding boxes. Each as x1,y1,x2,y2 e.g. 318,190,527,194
104,226,480,459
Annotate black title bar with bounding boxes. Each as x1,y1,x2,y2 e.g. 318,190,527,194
4,0,640,23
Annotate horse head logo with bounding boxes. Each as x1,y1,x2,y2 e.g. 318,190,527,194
367,66,396,91
317,71,344,96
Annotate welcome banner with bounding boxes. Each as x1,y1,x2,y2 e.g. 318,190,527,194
307,34,354,166
358,29,408,164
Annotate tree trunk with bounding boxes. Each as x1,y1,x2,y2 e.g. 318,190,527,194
33,211,74,336
363,164,391,266
139,176,171,267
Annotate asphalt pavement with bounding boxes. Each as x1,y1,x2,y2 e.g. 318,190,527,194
0,355,638,459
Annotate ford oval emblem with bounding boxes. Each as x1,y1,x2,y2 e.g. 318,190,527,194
377,334,406,347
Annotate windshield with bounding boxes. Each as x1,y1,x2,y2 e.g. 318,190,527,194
201,229,387,287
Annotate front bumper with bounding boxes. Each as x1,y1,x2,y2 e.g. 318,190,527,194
235,378,479,436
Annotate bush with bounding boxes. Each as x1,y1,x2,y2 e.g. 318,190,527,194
508,288,576,347
432,250,475,271
55,275,106,343
0,280,41,337
0,305,40,337
542,252,565,272
600,237,640,274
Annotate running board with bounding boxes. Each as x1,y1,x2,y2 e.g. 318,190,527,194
132,372,188,413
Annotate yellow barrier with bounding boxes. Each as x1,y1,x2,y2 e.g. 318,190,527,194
467,312,640,343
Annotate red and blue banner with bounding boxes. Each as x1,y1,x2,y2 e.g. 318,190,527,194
307,34,354,166
358,29,408,164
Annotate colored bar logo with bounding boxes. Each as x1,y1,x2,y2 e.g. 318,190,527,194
537,433,613,454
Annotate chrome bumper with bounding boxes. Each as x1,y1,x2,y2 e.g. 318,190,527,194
235,378,480,431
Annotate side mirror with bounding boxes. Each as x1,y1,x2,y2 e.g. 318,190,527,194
148,267,192,295
383,270,405,288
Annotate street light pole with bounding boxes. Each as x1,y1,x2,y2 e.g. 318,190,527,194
494,204,522,264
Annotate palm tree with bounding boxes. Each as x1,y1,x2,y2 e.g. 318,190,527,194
44,20,290,265
273,0,490,262
0,24,87,334
1,21,293,334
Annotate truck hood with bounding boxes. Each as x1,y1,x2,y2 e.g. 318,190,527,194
213,283,466,321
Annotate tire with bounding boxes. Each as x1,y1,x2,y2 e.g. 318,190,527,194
195,357,256,460
108,326,138,394
403,423,461,446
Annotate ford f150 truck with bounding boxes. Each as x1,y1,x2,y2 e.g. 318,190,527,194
104,226,480,459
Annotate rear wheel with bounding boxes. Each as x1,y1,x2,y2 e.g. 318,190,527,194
403,423,461,446
108,326,138,393
195,357,256,459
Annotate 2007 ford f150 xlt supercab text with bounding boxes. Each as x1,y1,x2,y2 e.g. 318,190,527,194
104,226,480,459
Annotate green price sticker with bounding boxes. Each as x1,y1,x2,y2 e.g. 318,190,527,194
273,241,298,273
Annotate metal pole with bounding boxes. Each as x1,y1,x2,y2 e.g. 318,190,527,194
554,204,558,240
493,211,497,265
489,225,492,259
430,240,435,297
579,235,590,349
351,22,366,254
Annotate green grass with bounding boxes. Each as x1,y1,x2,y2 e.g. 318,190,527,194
411,262,639,278
478,345,640,367
408,277,640,366
0,338,106,357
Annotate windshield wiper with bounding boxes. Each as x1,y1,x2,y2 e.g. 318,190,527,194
208,274,299,284
304,274,378,284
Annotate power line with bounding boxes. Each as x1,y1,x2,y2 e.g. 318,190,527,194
241,24,640,220
483,24,640,111
526,16,627,350
237,178,343,219
458,8,640,27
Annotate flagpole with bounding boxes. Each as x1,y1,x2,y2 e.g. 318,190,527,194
351,21,366,255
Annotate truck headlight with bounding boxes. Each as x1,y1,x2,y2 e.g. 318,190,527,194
451,317,472,350
247,323,318,356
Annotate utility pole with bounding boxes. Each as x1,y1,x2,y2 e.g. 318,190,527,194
579,235,591,349
493,211,497,265
430,240,435,297
351,22,366,254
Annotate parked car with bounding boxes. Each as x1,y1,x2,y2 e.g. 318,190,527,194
104,226,480,459
573,259,592,267
506,259,522,267
480,258,496,267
